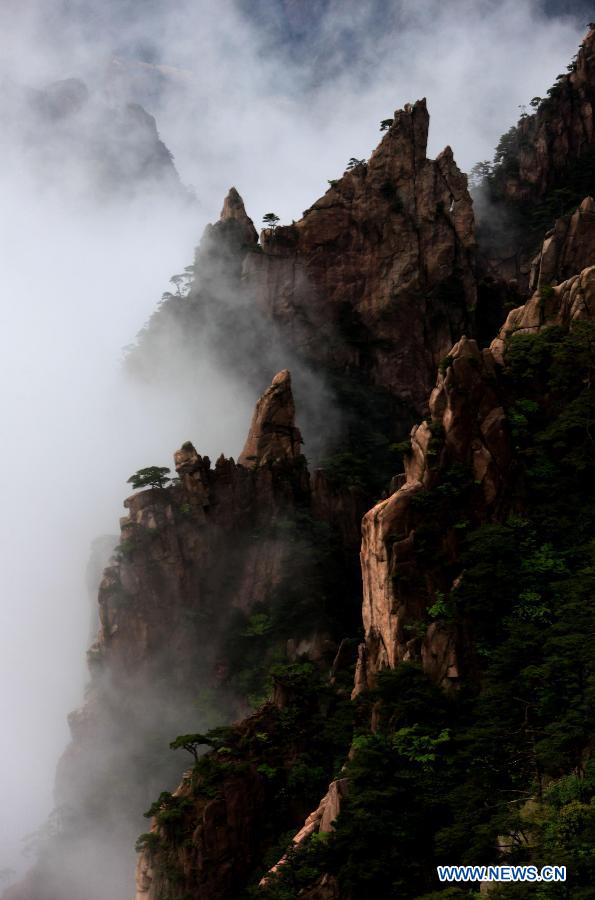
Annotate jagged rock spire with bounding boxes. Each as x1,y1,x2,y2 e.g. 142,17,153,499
238,369,303,468
219,186,258,245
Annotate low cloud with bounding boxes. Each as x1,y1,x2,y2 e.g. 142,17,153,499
0,0,586,888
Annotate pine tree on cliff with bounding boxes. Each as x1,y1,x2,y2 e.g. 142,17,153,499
127,466,171,490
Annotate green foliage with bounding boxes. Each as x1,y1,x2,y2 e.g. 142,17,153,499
438,354,454,374
427,591,455,623
346,157,366,171
391,438,412,455
243,612,274,637
169,732,218,763
127,466,171,490
257,763,278,780
318,450,368,489
322,372,411,496
468,160,493,189
269,324,595,897
293,665,453,897
426,420,445,460
135,832,160,853
493,125,521,173
262,213,280,229
539,283,555,301
379,118,393,131
150,664,355,896
221,511,362,704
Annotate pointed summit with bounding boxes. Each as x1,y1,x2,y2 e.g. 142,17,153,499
219,186,258,245
238,370,303,468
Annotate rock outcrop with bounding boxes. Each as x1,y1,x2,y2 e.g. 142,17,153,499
355,261,595,694
2,76,186,201
133,666,349,900
259,778,348,887
130,99,476,436
355,335,511,692
528,196,595,293
238,369,303,467
498,27,595,205
492,263,595,363
244,98,476,414
476,28,595,293
8,371,363,900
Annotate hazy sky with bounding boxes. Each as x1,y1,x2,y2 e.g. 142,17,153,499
0,0,588,886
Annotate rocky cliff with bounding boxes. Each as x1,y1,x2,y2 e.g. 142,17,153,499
477,26,595,288
244,98,476,414
6,371,363,900
251,275,595,900
355,334,510,693
355,263,595,696
497,26,595,205
9,28,595,900
128,98,476,487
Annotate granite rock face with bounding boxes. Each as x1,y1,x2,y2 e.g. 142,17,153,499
355,262,595,695
491,262,595,363
244,99,476,414
238,369,303,467
499,27,595,205
478,28,595,291
528,196,595,293
356,335,511,693
2,76,186,200
130,99,476,428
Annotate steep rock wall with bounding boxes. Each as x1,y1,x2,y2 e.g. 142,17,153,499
6,371,363,900
244,98,476,414
355,263,595,694
130,99,476,432
500,27,595,205
477,28,595,291
528,195,595,292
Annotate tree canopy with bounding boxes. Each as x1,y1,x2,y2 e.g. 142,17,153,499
127,466,171,490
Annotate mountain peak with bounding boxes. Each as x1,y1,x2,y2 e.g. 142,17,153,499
219,186,258,245
238,369,303,468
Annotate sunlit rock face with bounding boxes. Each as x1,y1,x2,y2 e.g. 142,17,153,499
356,263,595,695
491,262,595,363
528,196,595,293
238,369,303,468
356,334,510,693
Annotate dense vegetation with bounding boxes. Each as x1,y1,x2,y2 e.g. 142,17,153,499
220,510,362,707
132,41,595,899
138,663,356,898
257,323,595,898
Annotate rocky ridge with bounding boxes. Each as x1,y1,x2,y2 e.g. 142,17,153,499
8,29,595,900
355,260,595,696
499,26,595,205
6,371,362,900
478,27,595,289
130,97,476,451
244,98,476,414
